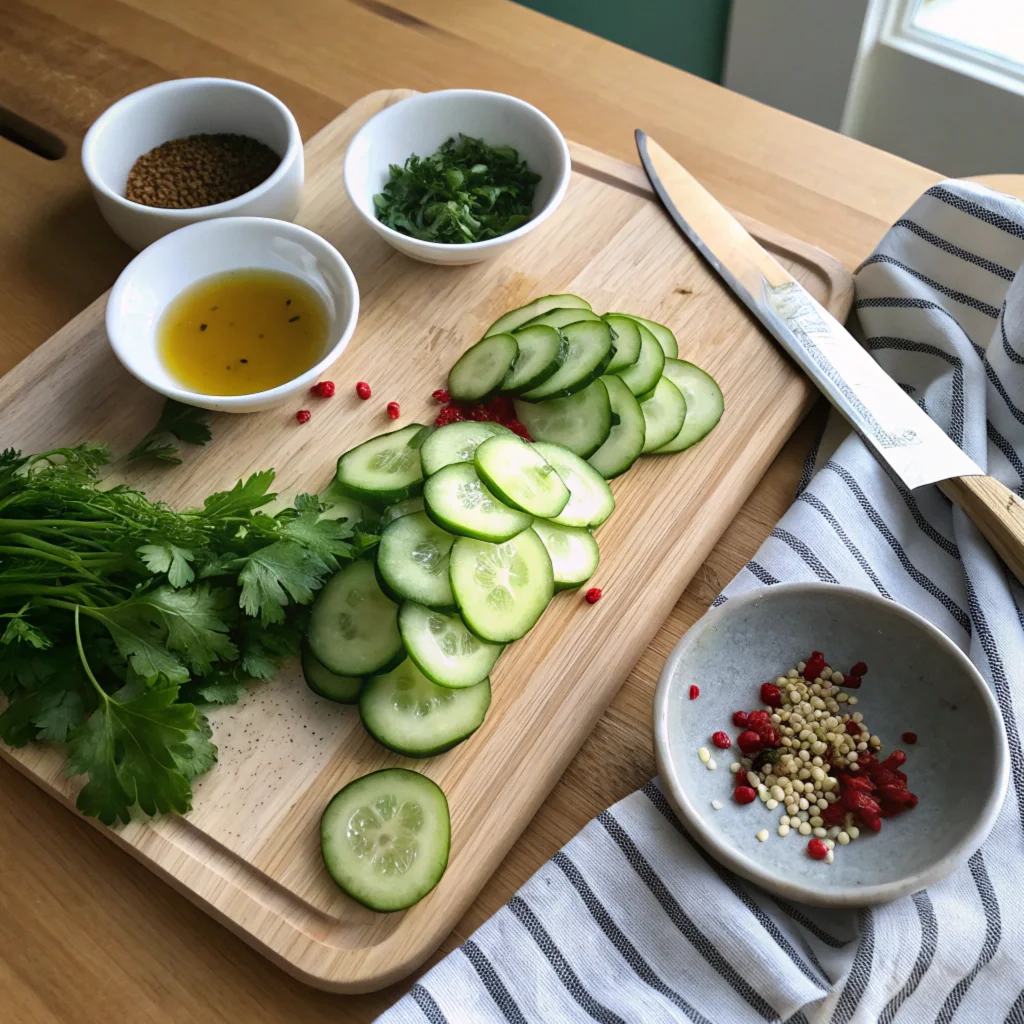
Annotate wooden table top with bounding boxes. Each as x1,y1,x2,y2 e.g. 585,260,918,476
0,1,946,1020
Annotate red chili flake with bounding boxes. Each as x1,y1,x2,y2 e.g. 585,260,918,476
736,730,763,755
467,404,491,422
901,731,918,744
850,661,868,676
295,409,311,424
432,388,451,403
355,381,371,400
487,395,514,420
310,380,335,398
584,587,602,604
732,710,749,728
807,838,829,860
434,405,466,427
688,685,700,700
843,674,862,689
711,730,732,749
386,401,401,420
506,420,533,441
733,786,757,805
803,651,826,680
759,682,782,707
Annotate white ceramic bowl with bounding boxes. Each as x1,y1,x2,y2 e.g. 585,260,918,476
105,217,359,413
653,584,1008,906
82,78,304,251
343,89,571,266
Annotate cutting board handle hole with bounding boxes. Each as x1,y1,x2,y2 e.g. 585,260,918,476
0,106,66,161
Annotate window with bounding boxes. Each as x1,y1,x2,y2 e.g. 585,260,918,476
910,0,1024,67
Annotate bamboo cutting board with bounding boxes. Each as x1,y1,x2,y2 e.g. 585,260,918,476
0,89,852,992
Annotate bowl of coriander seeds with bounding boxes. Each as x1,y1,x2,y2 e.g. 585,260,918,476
82,77,303,250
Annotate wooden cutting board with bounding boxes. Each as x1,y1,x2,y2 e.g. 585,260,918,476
0,89,852,993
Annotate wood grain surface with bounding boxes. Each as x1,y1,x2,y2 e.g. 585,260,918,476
0,87,852,993
0,0,969,1019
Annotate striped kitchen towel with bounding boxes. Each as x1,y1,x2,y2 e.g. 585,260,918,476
377,180,1024,1023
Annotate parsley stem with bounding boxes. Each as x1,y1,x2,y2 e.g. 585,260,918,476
0,544,111,583
74,605,108,703
0,584,92,601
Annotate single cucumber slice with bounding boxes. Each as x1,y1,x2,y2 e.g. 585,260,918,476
484,294,591,337
616,322,665,397
520,320,614,400
302,645,363,704
379,496,425,528
424,462,533,542
640,375,687,453
419,420,510,477
449,531,554,643
308,559,403,676
531,521,600,591
602,315,642,373
521,307,602,331
608,312,678,359
377,512,455,608
655,359,726,453
474,434,569,518
513,378,612,459
501,324,565,394
360,659,491,758
532,441,616,529
588,375,646,478
399,602,504,688
448,334,519,402
335,424,427,506
321,768,450,912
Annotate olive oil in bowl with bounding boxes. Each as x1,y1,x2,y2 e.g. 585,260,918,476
158,269,329,396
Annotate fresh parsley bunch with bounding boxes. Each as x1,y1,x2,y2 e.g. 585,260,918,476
0,444,372,825
373,134,541,244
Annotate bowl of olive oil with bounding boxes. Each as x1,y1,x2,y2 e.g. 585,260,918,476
106,217,359,412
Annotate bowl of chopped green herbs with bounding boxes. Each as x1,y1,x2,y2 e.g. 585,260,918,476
343,89,570,265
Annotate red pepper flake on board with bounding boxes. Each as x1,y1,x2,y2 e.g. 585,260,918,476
902,731,918,744
432,388,451,403
689,684,700,700
295,409,311,424
355,381,371,400
386,401,401,420
584,587,602,604
310,380,335,398
434,405,465,427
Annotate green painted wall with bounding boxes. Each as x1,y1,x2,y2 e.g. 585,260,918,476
515,0,732,82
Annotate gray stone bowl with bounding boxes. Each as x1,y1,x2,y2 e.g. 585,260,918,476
653,584,1008,906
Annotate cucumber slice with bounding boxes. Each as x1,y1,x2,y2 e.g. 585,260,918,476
360,659,491,758
513,378,612,459
616,322,665,397
655,359,726,453
521,307,602,331
608,312,678,359
588,375,646,478
377,512,455,608
531,522,600,591
308,559,404,676
640,375,687,453
520,320,614,401
335,424,427,506
602,315,642,373
399,602,504,688
320,768,450,912
448,334,519,402
484,293,591,337
302,645,363,704
474,434,569,518
419,420,511,477
532,441,616,529
500,325,565,394
379,496,425,528
449,531,554,643
424,462,533,542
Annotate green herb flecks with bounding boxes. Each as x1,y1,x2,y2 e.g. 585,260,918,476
373,135,540,245
0,445,376,825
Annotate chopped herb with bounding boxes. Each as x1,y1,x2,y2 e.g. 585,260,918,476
127,399,212,466
200,323,207,331
288,316,300,323
373,134,540,245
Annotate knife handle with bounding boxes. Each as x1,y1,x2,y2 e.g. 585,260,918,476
939,475,1024,585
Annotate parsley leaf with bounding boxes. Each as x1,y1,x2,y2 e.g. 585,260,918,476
238,541,326,625
127,400,212,465
137,541,196,588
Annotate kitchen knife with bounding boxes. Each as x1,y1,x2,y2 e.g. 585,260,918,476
636,130,1024,585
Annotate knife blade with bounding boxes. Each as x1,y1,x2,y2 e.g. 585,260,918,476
636,130,1024,582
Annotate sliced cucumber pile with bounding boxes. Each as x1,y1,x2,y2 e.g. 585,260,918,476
500,324,565,395
533,441,616,528
420,420,509,476
302,645,363,704
321,768,450,912
639,375,687,454
360,659,491,757
520,319,614,401
522,306,602,331
379,496,425,528
531,521,600,591
399,601,503,688
474,434,569,518
424,462,533,542
608,312,679,359
447,333,519,402
513,378,612,459
450,530,554,643
377,512,455,608
588,375,645,479
335,423,428,505
602,315,642,373
484,293,591,337
616,321,665,397
654,359,726,453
